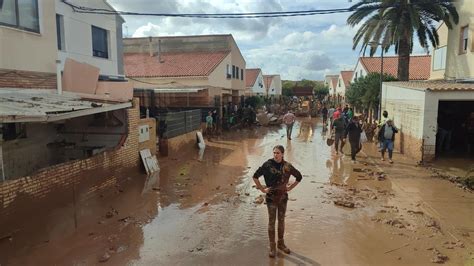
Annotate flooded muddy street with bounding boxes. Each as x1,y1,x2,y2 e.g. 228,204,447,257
1,118,473,265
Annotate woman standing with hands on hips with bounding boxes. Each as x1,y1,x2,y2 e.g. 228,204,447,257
252,145,303,258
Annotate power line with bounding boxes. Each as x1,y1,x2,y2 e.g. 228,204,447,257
62,0,360,18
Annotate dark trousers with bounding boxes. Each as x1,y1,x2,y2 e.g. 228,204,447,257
349,140,361,160
286,123,294,139
335,132,345,151
266,193,288,244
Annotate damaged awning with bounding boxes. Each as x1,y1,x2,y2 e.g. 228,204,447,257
0,88,132,123
134,87,208,93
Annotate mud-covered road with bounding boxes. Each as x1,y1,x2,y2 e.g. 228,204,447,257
1,118,473,265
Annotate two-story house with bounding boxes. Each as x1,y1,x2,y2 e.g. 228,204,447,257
324,75,339,98
380,0,474,162
0,0,146,224
263,75,282,96
245,68,266,96
124,34,246,114
336,70,354,103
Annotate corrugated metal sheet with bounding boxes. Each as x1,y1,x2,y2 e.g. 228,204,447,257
0,88,131,122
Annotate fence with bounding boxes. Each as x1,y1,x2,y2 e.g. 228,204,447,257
156,109,201,139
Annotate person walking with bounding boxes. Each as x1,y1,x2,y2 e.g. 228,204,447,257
328,106,336,129
377,110,389,151
205,111,213,139
332,113,346,155
283,111,296,140
252,145,302,258
344,116,363,162
321,105,328,126
378,119,398,163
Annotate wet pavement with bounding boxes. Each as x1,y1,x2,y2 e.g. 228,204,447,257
0,118,473,265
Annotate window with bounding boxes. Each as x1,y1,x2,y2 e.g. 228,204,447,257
0,0,39,32
92,26,109,59
56,14,65,51
1,123,27,141
232,65,236,78
338,79,341,87
460,26,469,54
226,64,231,79
236,67,239,79
433,46,447,70
241,69,244,81
354,72,358,80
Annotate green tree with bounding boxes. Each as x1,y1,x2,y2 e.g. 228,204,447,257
347,0,458,81
346,72,397,116
313,82,329,100
244,96,264,108
282,80,295,96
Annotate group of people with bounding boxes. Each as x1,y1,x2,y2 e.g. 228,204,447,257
324,105,398,163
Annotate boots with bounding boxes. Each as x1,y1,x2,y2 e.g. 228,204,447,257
278,239,291,254
269,242,276,258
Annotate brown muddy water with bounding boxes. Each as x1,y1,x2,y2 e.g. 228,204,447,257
0,118,473,265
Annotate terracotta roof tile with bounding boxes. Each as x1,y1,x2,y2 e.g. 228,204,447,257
245,68,261,88
360,55,431,80
331,77,338,88
340,71,354,87
124,51,229,78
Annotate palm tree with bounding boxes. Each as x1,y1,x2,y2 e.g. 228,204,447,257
347,0,459,81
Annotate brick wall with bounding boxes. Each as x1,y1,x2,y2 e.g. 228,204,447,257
138,118,157,155
0,69,57,89
0,98,140,227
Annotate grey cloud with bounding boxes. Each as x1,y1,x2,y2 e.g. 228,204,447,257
304,54,334,71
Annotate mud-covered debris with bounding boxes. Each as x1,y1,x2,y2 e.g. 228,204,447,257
333,199,355,208
378,209,387,213
461,232,470,237
215,186,221,190
426,218,441,230
407,210,424,215
385,219,405,228
371,218,382,222
202,202,209,207
289,198,297,201
310,181,316,183
99,252,111,263
252,185,256,188
116,245,127,253
431,248,448,264
377,174,386,181
152,187,160,191
105,207,118,218
455,241,465,248
118,216,132,223
244,193,250,196
353,168,364,172
370,195,378,200
254,195,265,204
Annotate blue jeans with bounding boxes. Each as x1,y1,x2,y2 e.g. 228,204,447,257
381,139,394,159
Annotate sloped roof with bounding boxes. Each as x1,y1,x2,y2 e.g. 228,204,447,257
245,68,261,88
331,76,338,88
360,55,431,80
263,75,275,88
124,51,229,78
388,81,474,92
340,71,354,87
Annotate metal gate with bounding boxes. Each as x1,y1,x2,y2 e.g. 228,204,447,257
156,109,201,139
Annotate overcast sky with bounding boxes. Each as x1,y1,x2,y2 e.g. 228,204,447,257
108,0,427,81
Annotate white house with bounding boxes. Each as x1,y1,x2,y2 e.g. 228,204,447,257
351,55,431,83
381,0,474,162
264,75,282,96
56,0,125,76
245,68,266,96
336,70,353,101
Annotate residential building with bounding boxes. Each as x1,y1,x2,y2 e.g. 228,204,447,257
263,75,282,96
55,0,125,76
381,0,474,162
123,34,246,110
245,68,266,96
324,75,339,97
336,70,353,102
351,55,431,83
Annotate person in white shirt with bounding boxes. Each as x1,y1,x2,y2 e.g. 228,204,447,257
282,111,296,140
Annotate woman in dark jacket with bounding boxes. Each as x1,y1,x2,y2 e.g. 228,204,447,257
253,145,303,258
344,116,363,162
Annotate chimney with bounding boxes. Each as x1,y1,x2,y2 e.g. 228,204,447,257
148,36,154,57
158,39,164,63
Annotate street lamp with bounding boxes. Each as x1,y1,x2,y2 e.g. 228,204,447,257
368,41,384,120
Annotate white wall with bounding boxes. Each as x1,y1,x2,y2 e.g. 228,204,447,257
250,71,266,95
381,83,426,139
56,0,121,76
351,61,367,83
335,74,346,97
267,75,281,95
